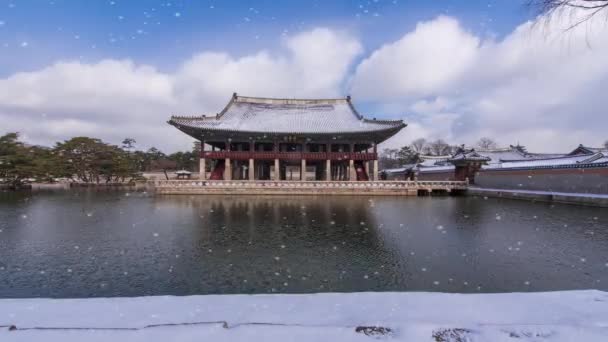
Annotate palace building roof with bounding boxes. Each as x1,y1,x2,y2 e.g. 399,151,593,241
168,94,406,142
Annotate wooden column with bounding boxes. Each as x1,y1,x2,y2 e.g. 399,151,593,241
364,161,370,179
248,141,255,181
199,140,206,180
224,140,232,181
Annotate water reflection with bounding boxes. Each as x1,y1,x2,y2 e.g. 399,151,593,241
0,190,607,298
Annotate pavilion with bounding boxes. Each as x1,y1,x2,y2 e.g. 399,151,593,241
168,93,406,181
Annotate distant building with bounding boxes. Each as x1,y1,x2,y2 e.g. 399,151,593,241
382,144,608,194
169,94,406,181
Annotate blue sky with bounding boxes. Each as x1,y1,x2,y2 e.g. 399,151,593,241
0,0,531,75
1,1,606,152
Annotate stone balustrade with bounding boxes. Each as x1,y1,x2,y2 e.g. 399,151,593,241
153,180,468,196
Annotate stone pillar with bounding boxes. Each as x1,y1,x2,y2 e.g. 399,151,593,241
301,159,306,181
224,140,232,181
373,159,379,181
364,161,370,179
199,141,206,180
274,159,280,181
325,159,331,181
349,159,356,181
199,158,206,180
224,158,232,180
273,141,280,181
248,159,254,180
248,140,255,181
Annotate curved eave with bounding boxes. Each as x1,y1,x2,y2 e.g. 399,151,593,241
168,120,406,143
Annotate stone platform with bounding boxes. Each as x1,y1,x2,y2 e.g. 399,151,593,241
152,180,468,196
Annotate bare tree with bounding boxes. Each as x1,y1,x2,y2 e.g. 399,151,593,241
531,0,608,27
379,148,401,169
410,138,427,153
477,137,498,150
427,139,451,156
533,0,608,13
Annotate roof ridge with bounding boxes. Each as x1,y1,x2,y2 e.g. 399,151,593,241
234,93,349,105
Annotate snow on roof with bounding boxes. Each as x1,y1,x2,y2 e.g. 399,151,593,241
418,165,455,172
169,94,406,136
382,165,416,174
418,156,450,167
592,156,608,164
568,144,608,156
449,149,491,162
485,153,600,169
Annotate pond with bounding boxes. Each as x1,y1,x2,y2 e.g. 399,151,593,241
0,190,607,298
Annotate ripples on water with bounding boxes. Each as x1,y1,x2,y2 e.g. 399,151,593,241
0,190,607,298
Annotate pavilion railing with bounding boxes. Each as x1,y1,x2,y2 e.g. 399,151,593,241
201,151,378,161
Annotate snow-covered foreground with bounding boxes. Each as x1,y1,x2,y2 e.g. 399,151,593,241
1,290,607,341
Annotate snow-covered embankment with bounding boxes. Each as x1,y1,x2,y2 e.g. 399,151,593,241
1,290,607,341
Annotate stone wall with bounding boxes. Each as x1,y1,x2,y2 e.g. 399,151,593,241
475,166,608,194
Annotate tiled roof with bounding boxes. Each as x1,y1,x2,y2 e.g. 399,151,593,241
418,165,455,172
449,149,491,162
567,144,608,156
484,153,604,170
169,94,406,136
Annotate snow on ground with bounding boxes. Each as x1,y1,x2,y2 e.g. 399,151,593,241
1,290,608,341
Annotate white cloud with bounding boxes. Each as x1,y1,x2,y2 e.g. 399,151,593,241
351,16,480,101
0,28,362,151
175,28,362,111
352,11,608,152
1,13,608,154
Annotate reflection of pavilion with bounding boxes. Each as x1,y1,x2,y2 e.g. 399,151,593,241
169,94,406,181
152,195,405,293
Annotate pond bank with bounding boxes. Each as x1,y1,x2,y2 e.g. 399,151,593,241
468,187,608,208
1,290,607,341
